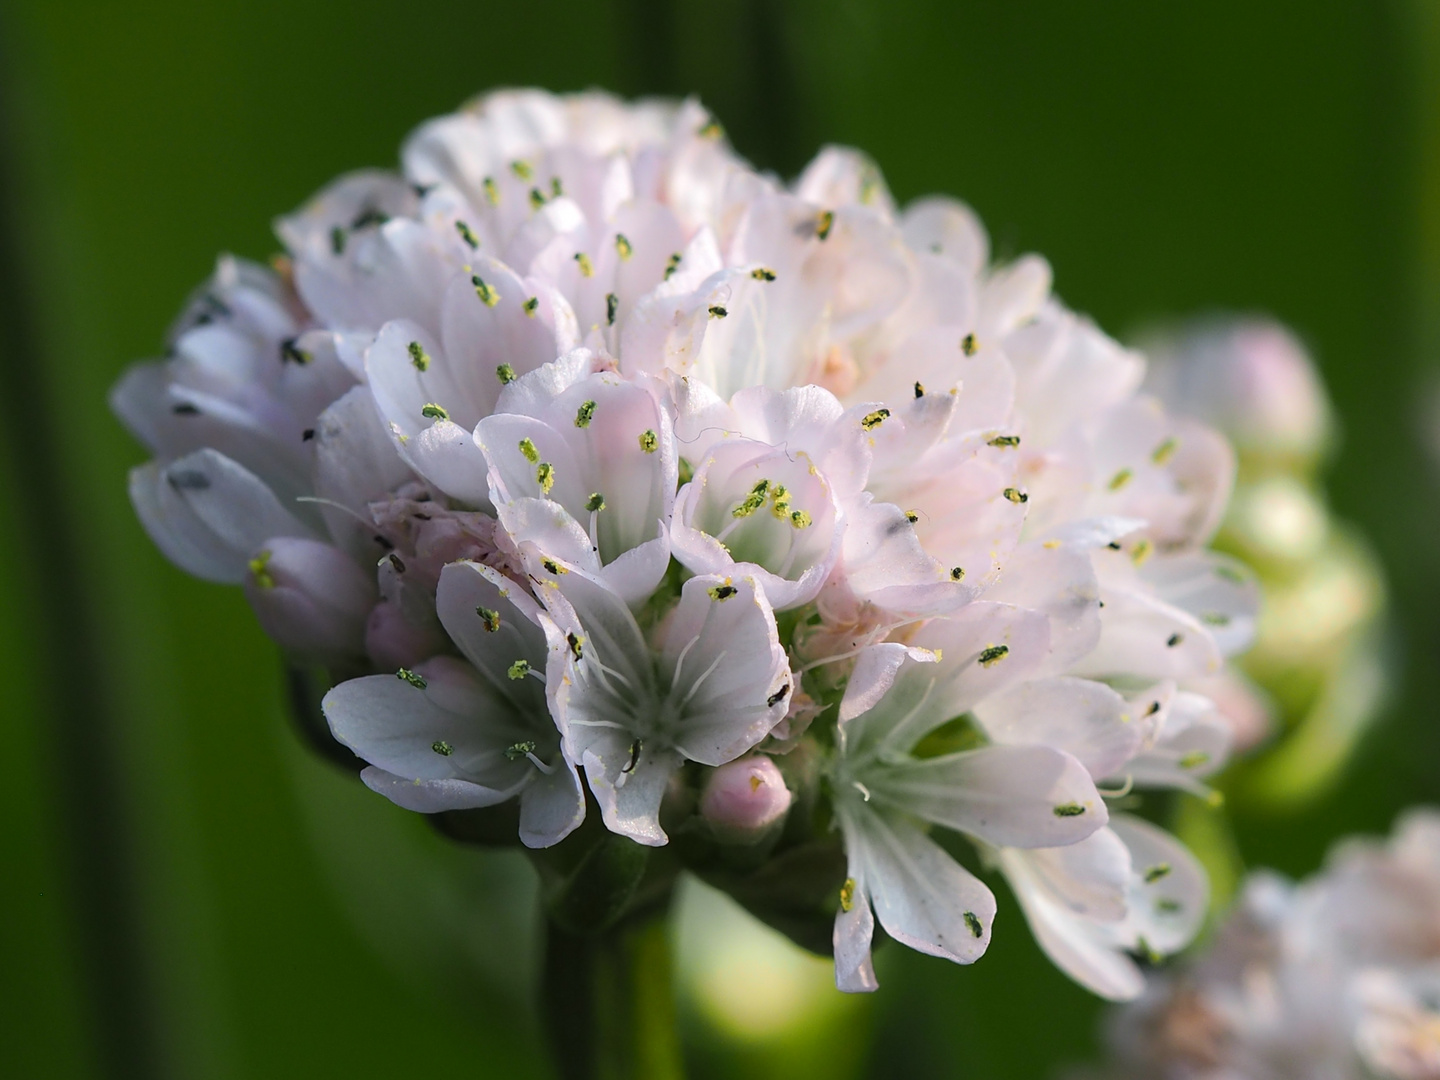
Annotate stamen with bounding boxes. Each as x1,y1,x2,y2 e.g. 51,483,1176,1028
407,341,430,372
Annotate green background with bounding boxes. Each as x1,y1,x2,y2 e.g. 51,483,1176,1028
2,2,1435,1077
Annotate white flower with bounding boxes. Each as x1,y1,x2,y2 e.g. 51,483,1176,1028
828,603,1108,990
541,567,790,846
324,560,584,848
114,88,1261,1004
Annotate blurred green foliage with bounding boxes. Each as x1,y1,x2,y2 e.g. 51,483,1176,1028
1,2,1435,1078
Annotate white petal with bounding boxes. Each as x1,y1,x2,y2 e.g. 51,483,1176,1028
659,574,790,765
360,767,510,813
581,744,681,847
866,745,1107,848
132,449,313,583
842,803,996,966
974,677,1141,780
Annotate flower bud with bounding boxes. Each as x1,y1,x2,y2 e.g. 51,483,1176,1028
699,756,792,842
1142,316,1333,465
364,600,447,670
244,537,375,664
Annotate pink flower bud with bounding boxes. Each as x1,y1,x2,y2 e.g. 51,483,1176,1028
364,600,447,670
243,537,375,664
699,756,792,841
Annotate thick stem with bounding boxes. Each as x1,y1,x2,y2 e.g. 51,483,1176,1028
542,915,685,1080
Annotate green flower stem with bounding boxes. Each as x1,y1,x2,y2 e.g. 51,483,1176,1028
542,914,685,1080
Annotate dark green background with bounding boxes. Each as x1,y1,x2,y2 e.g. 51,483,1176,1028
2,2,1435,1077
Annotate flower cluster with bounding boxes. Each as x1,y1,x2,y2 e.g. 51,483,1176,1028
112,89,1257,996
1086,810,1440,1079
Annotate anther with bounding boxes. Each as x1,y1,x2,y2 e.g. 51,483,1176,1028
767,684,790,707
1144,864,1172,883
455,220,480,248
816,210,835,240
839,878,856,913
248,550,274,589
964,911,983,938
663,252,682,280
708,583,738,601
431,740,453,756
407,341,430,372
510,159,533,180
573,252,593,277
523,296,539,317
751,267,777,281
518,438,539,463
615,234,633,260
915,381,926,398
1166,632,1183,648
861,408,890,431
477,607,501,632
482,177,500,205
504,740,538,761
496,363,517,384
708,305,728,318
1109,468,1133,491
1002,487,1028,504
535,462,555,494
280,338,312,365
397,668,427,689
472,275,500,306
1152,437,1178,465
950,567,965,581
1053,803,1086,817
330,226,346,255
638,429,659,453
421,403,449,421
585,492,606,512
567,632,584,661
606,293,619,325
988,435,1020,448
978,644,1009,667
961,333,978,356
507,660,531,680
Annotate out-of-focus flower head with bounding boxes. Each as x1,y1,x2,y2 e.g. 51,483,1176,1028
112,88,1262,1002
1083,810,1440,1080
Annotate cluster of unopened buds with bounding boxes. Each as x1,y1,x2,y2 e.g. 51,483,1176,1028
114,89,1259,998
1088,811,1440,1079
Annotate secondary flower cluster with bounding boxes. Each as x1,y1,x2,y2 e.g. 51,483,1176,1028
1086,810,1440,1079
112,89,1257,997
